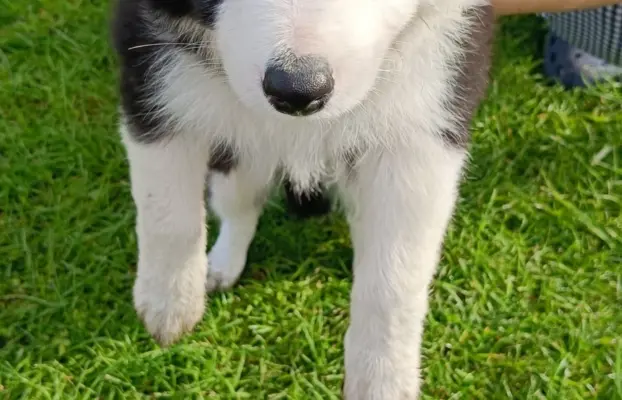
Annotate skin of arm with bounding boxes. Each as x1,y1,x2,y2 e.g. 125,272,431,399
493,0,621,16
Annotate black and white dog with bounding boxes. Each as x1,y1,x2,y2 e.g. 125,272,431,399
112,0,493,397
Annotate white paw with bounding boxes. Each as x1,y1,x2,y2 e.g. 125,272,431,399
133,268,206,346
205,242,248,293
343,328,422,400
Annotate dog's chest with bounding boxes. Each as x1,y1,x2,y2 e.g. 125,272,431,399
230,121,355,190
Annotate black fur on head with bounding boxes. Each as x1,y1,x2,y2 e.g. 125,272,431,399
111,0,224,143
147,0,194,17
147,0,222,25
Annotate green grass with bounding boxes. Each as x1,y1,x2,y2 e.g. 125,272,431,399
1,1,621,399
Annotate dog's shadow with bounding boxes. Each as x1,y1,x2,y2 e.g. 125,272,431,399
220,195,353,287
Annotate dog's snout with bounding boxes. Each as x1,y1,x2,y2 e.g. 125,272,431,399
262,56,334,116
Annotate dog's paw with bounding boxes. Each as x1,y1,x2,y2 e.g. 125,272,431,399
205,243,247,293
133,271,206,346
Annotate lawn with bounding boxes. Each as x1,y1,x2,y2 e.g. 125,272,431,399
1,1,621,399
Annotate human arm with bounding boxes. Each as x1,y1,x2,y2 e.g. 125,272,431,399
493,0,621,16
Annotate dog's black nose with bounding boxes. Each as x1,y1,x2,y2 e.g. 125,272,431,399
262,56,334,116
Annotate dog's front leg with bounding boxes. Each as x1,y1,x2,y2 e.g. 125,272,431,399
341,138,467,399
122,127,209,346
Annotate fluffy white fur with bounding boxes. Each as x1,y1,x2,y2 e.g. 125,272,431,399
123,0,488,398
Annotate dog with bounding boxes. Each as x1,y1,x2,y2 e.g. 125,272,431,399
112,0,493,397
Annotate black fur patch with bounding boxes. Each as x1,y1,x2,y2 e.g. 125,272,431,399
113,0,173,142
112,0,162,142
208,143,237,174
192,0,224,26
441,5,494,149
283,180,332,219
147,0,223,24
112,0,223,143
147,0,194,17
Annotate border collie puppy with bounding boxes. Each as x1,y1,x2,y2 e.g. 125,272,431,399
112,0,493,397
